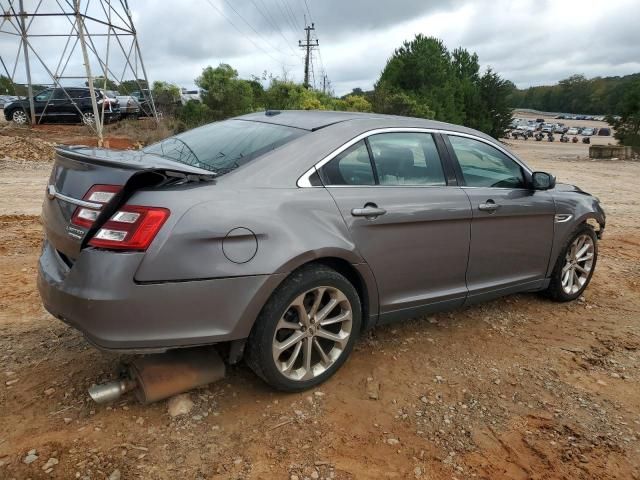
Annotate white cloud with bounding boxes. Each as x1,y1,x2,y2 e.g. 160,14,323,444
0,0,638,95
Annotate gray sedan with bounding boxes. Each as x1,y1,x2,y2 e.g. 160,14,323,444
38,111,605,391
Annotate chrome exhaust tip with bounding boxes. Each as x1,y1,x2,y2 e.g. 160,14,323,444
88,379,136,404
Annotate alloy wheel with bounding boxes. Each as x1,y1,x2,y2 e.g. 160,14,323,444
561,233,595,295
272,286,353,381
12,110,27,125
82,112,96,125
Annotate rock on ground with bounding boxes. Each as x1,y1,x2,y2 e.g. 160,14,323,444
167,393,194,417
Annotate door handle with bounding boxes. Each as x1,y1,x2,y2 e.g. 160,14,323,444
478,200,500,212
351,205,387,219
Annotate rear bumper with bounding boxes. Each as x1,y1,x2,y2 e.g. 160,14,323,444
38,240,284,352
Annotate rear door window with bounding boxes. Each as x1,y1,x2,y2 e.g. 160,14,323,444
368,132,446,186
319,140,375,185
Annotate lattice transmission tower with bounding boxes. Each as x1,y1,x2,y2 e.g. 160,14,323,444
0,0,157,144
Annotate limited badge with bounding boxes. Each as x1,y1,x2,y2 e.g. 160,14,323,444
67,225,86,240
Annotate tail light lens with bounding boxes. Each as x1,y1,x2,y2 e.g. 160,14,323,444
89,205,170,251
71,184,121,228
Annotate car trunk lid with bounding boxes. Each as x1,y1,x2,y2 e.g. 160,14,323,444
43,146,214,261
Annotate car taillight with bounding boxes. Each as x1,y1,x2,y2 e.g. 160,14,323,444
89,205,170,251
71,184,122,228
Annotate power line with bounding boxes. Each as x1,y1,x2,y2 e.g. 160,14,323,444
294,0,308,23
248,0,298,57
276,0,299,33
283,0,303,30
202,0,297,68
302,0,313,22
221,0,295,61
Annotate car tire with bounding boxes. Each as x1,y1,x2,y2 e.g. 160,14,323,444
81,111,96,125
10,109,28,125
545,224,598,302
246,264,361,392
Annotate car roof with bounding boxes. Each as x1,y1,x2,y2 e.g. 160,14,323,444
236,110,375,131
235,109,491,139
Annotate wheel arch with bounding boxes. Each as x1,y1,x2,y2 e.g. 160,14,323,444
267,251,379,333
6,106,26,121
577,212,605,238
546,212,603,277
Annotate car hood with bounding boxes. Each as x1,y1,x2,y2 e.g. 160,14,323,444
555,182,595,198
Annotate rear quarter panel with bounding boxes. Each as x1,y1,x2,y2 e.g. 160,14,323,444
133,185,363,281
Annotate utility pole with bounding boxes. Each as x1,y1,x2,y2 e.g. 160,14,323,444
299,23,318,89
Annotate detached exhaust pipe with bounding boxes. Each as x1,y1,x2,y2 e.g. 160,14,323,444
88,347,226,404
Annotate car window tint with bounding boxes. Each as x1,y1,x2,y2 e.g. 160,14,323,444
368,133,446,186
52,89,68,100
143,119,306,175
34,90,53,102
74,90,90,99
448,135,525,188
321,140,374,186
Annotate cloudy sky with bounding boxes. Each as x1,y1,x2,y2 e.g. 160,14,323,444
1,0,639,95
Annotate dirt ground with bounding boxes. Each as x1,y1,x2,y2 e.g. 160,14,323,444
1,120,639,480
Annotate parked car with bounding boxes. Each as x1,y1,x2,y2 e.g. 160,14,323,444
105,90,140,119
554,124,568,134
180,88,202,105
37,111,605,391
566,127,580,135
597,127,611,136
0,94,18,108
3,87,120,125
129,89,154,116
581,128,596,136
541,123,555,133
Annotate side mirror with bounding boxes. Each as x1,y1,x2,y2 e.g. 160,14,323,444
532,171,556,190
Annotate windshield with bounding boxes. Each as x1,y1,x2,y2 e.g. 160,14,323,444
143,119,306,174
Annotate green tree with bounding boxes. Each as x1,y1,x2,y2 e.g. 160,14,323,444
0,75,16,95
196,64,255,120
377,35,458,121
151,81,181,116
371,86,434,119
341,94,372,112
478,68,514,138
177,100,214,131
119,79,148,94
507,72,640,115
87,76,117,90
374,34,512,137
263,79,308,110
608,78,640,148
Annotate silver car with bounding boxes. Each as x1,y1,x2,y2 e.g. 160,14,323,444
38,111,605,391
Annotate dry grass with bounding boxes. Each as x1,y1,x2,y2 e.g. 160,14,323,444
104,117,176,147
